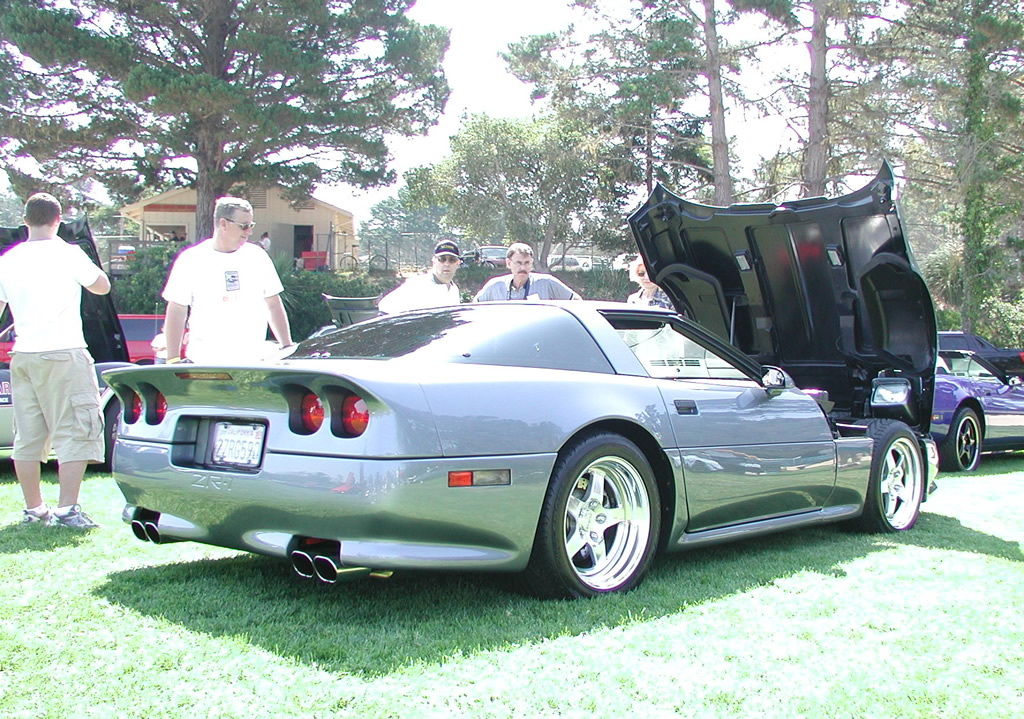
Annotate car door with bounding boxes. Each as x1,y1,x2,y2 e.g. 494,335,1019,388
615,316,837,531
964,357,1024,446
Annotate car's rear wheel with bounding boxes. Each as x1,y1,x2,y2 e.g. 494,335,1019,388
853,420,924,533
522,432,660,598
939,406,981,473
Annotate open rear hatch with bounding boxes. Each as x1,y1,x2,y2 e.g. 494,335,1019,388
628,161,936,430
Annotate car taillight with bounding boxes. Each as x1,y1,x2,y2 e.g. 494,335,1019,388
153,392,167,422
127,391,142,424
300,392,324,433
341,395,368,436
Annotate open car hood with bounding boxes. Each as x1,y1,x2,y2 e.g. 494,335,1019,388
0,218,129,364
628,161,936,428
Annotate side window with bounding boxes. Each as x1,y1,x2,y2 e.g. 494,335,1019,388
967,358,997,381
945,355,971,376
617,321,747,380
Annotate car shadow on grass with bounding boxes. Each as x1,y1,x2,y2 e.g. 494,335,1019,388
92,510,1022,677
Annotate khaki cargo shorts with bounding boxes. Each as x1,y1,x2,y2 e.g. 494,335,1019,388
10,348,104,464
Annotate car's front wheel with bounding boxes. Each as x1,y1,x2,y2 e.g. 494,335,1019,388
939,406,981,473
853,420,924,533
522,432,660,599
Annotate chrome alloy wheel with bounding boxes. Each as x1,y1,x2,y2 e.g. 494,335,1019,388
878,434,924,530
953,411,981,471
562,455,652,592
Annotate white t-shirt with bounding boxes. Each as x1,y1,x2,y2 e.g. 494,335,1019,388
0,239,103,353
377,272,461,314
162,239,284,362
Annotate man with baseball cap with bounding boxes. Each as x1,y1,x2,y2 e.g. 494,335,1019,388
377,239,463,314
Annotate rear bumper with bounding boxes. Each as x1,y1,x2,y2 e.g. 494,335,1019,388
113,438,555,572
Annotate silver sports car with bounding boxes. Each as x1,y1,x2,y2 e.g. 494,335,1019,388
106,163,939,598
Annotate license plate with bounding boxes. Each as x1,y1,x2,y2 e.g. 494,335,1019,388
210,422,265,468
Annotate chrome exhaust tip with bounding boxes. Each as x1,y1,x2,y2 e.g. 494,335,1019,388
143,522,161,544
130,520,149,542
312,554,340,584
290,550,316,579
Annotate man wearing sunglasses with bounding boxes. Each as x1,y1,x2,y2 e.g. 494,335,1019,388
161,196,293,363
377,239,463,314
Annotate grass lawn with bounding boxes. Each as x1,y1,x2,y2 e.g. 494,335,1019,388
1,455,1022,718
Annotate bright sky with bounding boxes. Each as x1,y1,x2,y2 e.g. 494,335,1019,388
320,0,587,222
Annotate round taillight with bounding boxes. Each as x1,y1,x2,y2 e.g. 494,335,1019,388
300,392,324,433
342,395,368,436
153,392,167,422
127,392,142,424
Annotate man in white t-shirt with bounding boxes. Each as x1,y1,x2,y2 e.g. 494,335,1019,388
377,239,463,314
161,197,293,364
0,192,111,528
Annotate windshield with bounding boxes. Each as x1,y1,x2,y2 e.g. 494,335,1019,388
295,304,614,374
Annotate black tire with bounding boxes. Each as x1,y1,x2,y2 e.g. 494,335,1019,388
367,254,389,272
521,432,660,598
938,406,981,473
101,397,121,472
853,420,924,533
338,254,358,271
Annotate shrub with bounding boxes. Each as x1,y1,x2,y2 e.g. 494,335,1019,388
279,266,400,339
110,244,176,314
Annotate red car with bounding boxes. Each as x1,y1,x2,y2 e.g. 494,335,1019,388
0,313,162,365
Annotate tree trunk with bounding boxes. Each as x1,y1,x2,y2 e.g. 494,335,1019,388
958,30,995,335
701,0,733,206
803,0,829,198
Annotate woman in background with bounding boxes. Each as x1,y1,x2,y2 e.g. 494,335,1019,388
626,257,673,309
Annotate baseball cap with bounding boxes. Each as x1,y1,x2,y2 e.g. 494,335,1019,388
434,239,460,257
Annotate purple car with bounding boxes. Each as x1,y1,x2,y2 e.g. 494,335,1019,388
931,349,1024,472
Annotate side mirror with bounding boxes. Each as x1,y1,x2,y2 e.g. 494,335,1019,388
762,366,794,396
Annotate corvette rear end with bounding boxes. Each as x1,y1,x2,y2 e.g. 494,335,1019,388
106,361,558,578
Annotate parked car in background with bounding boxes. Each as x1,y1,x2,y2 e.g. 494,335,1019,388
1,313,162,365
118,314,163,364
0,324,13,365
475,245,507,267
549,255,583,271
938,331,1024,376
931,349,1024,472
549,255,591,271
0,218,132,468
105,162,938,599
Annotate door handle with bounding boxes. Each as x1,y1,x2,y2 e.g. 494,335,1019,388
674,399,698,415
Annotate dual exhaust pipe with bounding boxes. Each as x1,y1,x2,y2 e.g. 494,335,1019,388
290,540,372,583
129,510,179,544
129,515,376,584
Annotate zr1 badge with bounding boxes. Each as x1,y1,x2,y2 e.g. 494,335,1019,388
224,270,240,292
